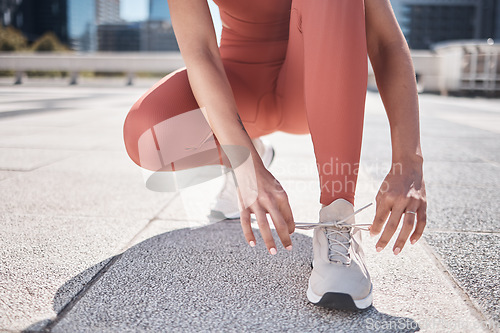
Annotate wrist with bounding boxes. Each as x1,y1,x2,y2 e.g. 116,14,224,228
392,143,423,165
391,151,423,175
392,152,423,165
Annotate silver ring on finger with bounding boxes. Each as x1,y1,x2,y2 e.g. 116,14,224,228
405,211,417,215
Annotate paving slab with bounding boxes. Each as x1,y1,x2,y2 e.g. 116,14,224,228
46,129,491,332
156,174,225,224
0,151,175,219
423,161,500,188
0,148,77,171
47,220,488,333
425,184,499,232
424,231,500,325
268,154,318,181
0,170,23,182
0,213,150,332
0,87,498,332
0,125,114,150
361,126,492,164
420,95,500,114
0,102,107,126
362,92,500,331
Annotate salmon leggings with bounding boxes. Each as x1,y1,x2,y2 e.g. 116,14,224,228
123,0,368,206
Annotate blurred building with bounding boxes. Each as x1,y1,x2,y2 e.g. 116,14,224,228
390,0,500,49
67,0,96,51
3,0,69,44
97,22,140,51
98,21,178,52
0,0,22,26
149,0,170,21
1,0,180,53
497,3,500,37
69,0,121,51
92,0,178,53
96,0,120,24
1,0,123,51
142,0,177,51
141,20,178,51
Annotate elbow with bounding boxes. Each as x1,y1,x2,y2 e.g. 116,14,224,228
369,40,413,73
181,43,220,68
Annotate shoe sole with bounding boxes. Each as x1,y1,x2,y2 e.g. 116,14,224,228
208,209,240,220
307,282,373,311
262,144,275,169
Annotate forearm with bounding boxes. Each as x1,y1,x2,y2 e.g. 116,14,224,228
167,0,260,168
371,42,423,168
183,48,262,168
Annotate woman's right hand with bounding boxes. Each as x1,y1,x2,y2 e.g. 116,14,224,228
235,159,295,255
168,0,294,251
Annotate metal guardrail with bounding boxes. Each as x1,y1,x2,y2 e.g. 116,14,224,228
433,41,500,94
1,42,499,94
4,51,441,90
0,52,185,85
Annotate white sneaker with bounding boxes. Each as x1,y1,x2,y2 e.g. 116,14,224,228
298,199,373,310
210,138,275,220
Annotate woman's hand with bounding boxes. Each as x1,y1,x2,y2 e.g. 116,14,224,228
365,0,426,255
235,158,295,255
370,157,427,255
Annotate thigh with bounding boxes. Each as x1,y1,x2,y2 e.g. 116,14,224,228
123,68,221,171
222,59,283,138
275,0,309,135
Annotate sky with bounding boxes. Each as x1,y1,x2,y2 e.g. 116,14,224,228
120,0,222,42
120,0,148,22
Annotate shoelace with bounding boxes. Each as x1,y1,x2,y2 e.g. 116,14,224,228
295,203,373,265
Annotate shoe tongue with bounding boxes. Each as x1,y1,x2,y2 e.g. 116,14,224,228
325,226,351,264
320,199,355,264
319,199,355,224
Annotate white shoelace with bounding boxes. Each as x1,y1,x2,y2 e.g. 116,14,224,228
295,203,372,265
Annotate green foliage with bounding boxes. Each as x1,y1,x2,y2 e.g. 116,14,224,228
30,32,68,52
0,28,71,77
28,32,70,77
0,26,28,75
0,26,27,51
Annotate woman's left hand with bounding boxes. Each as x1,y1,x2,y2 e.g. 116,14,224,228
369,159,427,255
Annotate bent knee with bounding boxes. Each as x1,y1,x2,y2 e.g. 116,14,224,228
123,69,200,169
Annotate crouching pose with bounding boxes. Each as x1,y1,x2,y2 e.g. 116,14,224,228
123,0,427,311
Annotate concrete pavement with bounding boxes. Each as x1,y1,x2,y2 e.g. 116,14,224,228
0,80,498,332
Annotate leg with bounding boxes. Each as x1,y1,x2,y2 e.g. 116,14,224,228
123,63,271,174
301,0,368,206
291,1,372,311
265,0,373,311
123,68,212,171
275,3,309,135
124,66,257,173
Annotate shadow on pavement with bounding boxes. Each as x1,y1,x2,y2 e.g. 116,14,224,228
26,221,420,332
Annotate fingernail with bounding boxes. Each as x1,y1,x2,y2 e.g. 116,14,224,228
370,231,376,237
411,239,417,245
249,241,255,247
286,245,293,251
270,248,277,255
393,247,401,255
376,246,383,252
